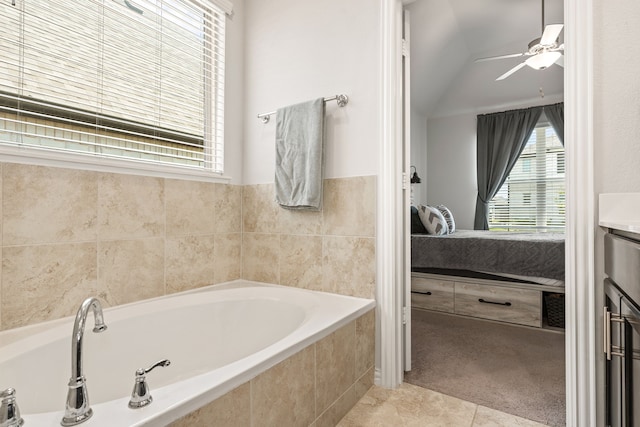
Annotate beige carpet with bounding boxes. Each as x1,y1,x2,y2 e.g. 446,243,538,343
405,309,565,427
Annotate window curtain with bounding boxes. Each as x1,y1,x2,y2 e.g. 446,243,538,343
544,102,564,145
474,106,543,230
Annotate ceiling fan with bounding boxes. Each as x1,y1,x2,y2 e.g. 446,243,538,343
475,0,564,81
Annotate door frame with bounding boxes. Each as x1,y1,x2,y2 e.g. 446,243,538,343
402,8,412,373
376,0,595,425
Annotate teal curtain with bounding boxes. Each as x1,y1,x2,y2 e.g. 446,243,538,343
474,106,543,230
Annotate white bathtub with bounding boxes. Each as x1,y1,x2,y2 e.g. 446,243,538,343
0,280,375,426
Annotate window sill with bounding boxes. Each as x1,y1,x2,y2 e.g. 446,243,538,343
0,145,232,184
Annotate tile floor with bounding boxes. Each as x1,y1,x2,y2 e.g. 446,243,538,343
338,383,550,427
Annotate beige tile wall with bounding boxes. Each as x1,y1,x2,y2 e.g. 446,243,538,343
242,176,376,299
0,162,242,330
170,310,376,427
0,168,377,329
0,164,377,424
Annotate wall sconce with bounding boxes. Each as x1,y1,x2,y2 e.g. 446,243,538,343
410,166,421,184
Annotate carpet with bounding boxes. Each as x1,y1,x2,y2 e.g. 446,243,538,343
405,309,566,427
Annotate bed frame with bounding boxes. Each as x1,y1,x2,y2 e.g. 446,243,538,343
411,230,565,284
411,271,564,329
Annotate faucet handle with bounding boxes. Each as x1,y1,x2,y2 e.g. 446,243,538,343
128,359,171,409
0,388,24,427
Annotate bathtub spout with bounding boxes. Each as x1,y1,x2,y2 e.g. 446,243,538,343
61,297,108,427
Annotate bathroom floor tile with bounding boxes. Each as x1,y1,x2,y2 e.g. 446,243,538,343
338,383,551,427
472,405,549,427
337,383,476,427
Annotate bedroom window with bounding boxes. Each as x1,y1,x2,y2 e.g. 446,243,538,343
488,123,565,232
0,0,229,174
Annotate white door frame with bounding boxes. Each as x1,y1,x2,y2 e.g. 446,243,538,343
376,0,596,425
402,8,412,373
376,0,404,388
563,0,595,425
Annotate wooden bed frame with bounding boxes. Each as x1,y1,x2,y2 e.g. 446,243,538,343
411,271,565,329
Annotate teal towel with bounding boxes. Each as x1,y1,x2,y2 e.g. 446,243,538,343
275,98,325,210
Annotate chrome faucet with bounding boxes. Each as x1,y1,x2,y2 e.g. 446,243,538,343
0,388,24,427
128,359,171,408
61,297,108,426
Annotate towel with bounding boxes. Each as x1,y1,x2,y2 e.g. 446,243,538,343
275,98,325,210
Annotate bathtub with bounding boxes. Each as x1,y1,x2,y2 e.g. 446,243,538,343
0,280,375,426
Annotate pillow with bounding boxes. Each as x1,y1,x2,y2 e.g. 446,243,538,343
416,205,449,235
436,205,456,234
411,206,428,234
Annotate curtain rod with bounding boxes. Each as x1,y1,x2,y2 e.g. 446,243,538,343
257,94,349,124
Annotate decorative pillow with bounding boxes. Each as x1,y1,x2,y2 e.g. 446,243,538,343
436,205,456,234
417,205,449,235
411,206,428,234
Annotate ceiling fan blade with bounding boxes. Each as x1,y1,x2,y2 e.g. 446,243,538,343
496,62,527,81
540,24,564,45
555,54,564,68
475,52,524,63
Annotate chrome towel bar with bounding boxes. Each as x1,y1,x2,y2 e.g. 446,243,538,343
257,94,349,124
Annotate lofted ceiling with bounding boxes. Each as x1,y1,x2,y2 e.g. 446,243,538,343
406,0,564,119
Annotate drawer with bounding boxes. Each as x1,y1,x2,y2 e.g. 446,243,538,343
454,283,542,327
411,277,454,313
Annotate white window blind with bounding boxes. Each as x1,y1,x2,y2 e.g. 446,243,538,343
488,123,565,232
0,0,226,173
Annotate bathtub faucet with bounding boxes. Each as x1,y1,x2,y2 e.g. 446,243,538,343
61,297,108,426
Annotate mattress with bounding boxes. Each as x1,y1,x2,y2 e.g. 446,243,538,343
411,230,565,285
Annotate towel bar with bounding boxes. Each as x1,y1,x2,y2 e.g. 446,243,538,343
257,94,348,124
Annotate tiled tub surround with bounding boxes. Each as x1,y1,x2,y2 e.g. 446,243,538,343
0,162,242,330
171,306,376,427
0,167,376,330
0,164,377,425
0,281,375,426
242,176,376,299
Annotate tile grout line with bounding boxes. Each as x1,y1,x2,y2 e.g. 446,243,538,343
96,171,101,301
163,177,167,297
313,342,317,424
470,404,479,426
246,379,253,427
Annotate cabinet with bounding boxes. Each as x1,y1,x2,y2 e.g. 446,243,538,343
605,280,640,427
410,277,454,313
410,274,542,328
454,283,541,327
604,231,640,427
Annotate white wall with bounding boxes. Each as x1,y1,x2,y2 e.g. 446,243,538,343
242,0,381,184
425,113,477,229
410,110,428,206
223,0,245,184
593,0,640,195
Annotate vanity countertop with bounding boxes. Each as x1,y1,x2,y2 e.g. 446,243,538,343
599,193,640,233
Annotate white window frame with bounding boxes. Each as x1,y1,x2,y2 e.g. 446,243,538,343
0,0,233,183
488,121,565,232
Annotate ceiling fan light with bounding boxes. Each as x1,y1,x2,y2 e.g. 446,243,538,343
525,51,562,70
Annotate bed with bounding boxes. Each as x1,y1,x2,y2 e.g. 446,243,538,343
410,211,565,328
411,230,565,287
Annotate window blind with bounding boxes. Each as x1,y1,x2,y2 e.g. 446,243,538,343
0,0,226,173
488,124,565,232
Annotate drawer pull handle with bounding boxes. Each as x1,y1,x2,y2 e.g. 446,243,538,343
412,291,432,296
478,298,511,307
